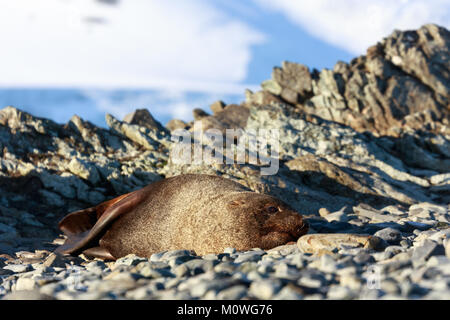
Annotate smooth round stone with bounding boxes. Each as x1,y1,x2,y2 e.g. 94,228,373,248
167,255,198,268
237,262,258,273
181,259,215,275
161,250,196,261
266,244,298,256
214,261,238,274
297,274,326,289
149,251,167,262
234,251,265,263
327,285,356,300
138,265,174,279
85,260,107,272
125,286,155,300
273,285,304,300
202,253,219,261
313,254,339,273
173,264,189,278
248,279,282,300
374,228,402,244
246,270,265,282
190,279,235,298
216,285,248,300
257,263,274,274
3,264,32,273
298,234,383,254
114,254,147,267
400,239,412,248
339,275,362,290
288,254,306,268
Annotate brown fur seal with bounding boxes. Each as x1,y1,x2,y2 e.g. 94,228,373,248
56,174,308,259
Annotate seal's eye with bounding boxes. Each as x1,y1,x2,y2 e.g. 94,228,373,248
267,206,278,213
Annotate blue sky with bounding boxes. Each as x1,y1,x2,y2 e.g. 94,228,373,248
0,0,448,127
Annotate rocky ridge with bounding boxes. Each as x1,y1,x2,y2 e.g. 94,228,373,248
0,24,449,300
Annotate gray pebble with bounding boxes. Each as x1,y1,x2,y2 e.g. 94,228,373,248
374,228,402,244
248,279,282,300
412,240,446,267
273,284,304,300
3,264,32,273
327,285,356,300
216,285,248,300
234,251,266,263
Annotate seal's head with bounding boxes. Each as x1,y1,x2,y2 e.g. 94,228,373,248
227,192,309,250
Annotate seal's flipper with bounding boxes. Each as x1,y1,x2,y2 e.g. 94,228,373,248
56,184,153,257
82,247,115,260
58,192,133,236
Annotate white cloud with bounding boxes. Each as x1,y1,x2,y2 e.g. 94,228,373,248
0,0,265,92
255,0,450,54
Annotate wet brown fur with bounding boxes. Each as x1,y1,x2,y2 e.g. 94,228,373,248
57,174,308,259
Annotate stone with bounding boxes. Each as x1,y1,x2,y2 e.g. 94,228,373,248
297,234,384,254
192,108,210,121
15,277,37,291
324,207,350,223
106,113,162,150
374,228,403,245
114,254,146,267
123,109,168,133
234,250,266,263
248,279,282,300
210,101,226,114
166,119,189,131
216,285,248,300
273,284,304,300
3,264,32,273
68,158,101,185
43,253,68,268
445,239,450,258
327,285,356,300
412,240,446,266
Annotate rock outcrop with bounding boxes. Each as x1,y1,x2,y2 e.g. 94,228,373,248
248,24,449,137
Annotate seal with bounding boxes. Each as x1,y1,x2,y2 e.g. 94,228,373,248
56,174,308,259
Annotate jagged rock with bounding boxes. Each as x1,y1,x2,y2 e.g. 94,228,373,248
166,119,189,132
191,104,250,134
210,100,226,114
106,113,169,150
192,108,210,120
68,158,101,185
244,89,283,106
271,61,313,103
260,24,449,137
123,108,168,134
